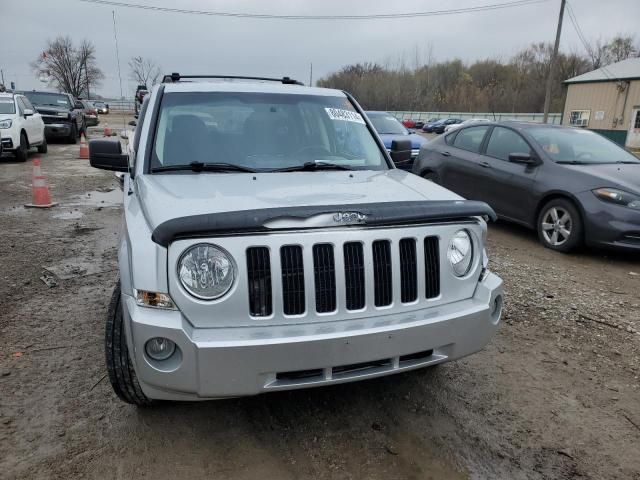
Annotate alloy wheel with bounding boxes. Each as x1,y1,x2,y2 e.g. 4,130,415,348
541,207,572,246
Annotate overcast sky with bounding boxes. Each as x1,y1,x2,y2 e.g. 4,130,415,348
1,0,639,98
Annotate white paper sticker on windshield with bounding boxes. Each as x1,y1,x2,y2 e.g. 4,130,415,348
57,99,67,104
325,108,365,124
0,99,12,103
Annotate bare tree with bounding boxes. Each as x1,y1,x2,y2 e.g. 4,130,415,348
585,37,609,69
606,35,638,63
129,56,161,87
31,36,104,98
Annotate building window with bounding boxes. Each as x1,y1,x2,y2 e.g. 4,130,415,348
635,111,640,129
569,110,590,127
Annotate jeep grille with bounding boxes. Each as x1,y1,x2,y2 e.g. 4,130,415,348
246,237,440,318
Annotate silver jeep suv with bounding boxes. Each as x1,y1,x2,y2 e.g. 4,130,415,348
89,73,504,405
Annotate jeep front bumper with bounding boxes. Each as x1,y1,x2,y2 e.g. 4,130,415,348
123,272,503,400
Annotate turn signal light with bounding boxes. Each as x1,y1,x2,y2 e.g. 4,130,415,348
135,290,177,310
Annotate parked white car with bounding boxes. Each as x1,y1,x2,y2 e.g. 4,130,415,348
444,118,492,133
0,92,47,160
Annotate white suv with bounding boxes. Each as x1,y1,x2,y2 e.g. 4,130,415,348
0,92,47,161
88,74,503,405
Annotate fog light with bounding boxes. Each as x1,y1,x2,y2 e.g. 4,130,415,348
145,337,176,361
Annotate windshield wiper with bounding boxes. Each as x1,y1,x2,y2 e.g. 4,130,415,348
556,160,589,165
615,160,640,164
151,162,257,173
272,161,353,172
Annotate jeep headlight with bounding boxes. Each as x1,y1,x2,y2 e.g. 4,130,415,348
447,230,474,277
0,119,12,129
178,244,235,300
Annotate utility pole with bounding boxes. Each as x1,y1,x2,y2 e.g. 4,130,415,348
309,63,313,87
543,0,566,123
0,69,5,85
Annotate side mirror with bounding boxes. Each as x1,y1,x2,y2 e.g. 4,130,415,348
390,139,412,165
128,120,137,127
508,152,538,165
89,140,129,172
23,108,34,117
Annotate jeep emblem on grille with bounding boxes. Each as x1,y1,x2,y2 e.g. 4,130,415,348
333,212,368,224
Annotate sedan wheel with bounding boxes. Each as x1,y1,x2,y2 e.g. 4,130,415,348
541,207,572,246
537,199,583,252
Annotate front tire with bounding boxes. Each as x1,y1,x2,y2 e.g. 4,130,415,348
37,135,47,154
105,282,154,406
537,199,583,252
15,132,28,162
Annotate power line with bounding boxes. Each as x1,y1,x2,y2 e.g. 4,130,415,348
565,1,614,79
78,0,550,21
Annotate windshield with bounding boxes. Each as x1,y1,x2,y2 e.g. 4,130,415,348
23,92,70,108
528,127,640,164
367,112,408,135
151,92,387,172
0,97,15,114
94,102,105,107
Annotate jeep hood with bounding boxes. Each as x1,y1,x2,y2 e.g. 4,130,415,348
138,170,496,247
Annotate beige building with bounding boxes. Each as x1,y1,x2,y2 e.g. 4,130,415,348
562,57,640,149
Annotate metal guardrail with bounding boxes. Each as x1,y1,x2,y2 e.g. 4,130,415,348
92,99,135,112
101,99,134,112
389,111,562,125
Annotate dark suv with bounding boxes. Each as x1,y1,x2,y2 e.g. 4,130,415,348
21,91,86,144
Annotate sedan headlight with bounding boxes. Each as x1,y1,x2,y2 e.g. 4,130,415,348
447,230,474,277
0,119,12,129
178,244,235,300
593,188,640,210
57,112,68,118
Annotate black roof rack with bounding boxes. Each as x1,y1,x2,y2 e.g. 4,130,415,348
161,73,304,86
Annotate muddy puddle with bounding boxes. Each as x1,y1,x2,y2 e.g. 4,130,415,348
66,188,122,207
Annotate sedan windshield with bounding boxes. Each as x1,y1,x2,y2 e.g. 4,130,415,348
0,98,15,114
528,127,640,164
151,92,387,172
367,112,408,135
23,92,70,108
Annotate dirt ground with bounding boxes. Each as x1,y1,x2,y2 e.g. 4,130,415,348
1,119,639,479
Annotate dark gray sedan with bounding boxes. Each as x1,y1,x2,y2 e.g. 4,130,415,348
413,121,640,252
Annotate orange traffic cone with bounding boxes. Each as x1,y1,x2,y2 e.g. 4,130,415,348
25,159,57,208
78,132,89,159
103,122,111,137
